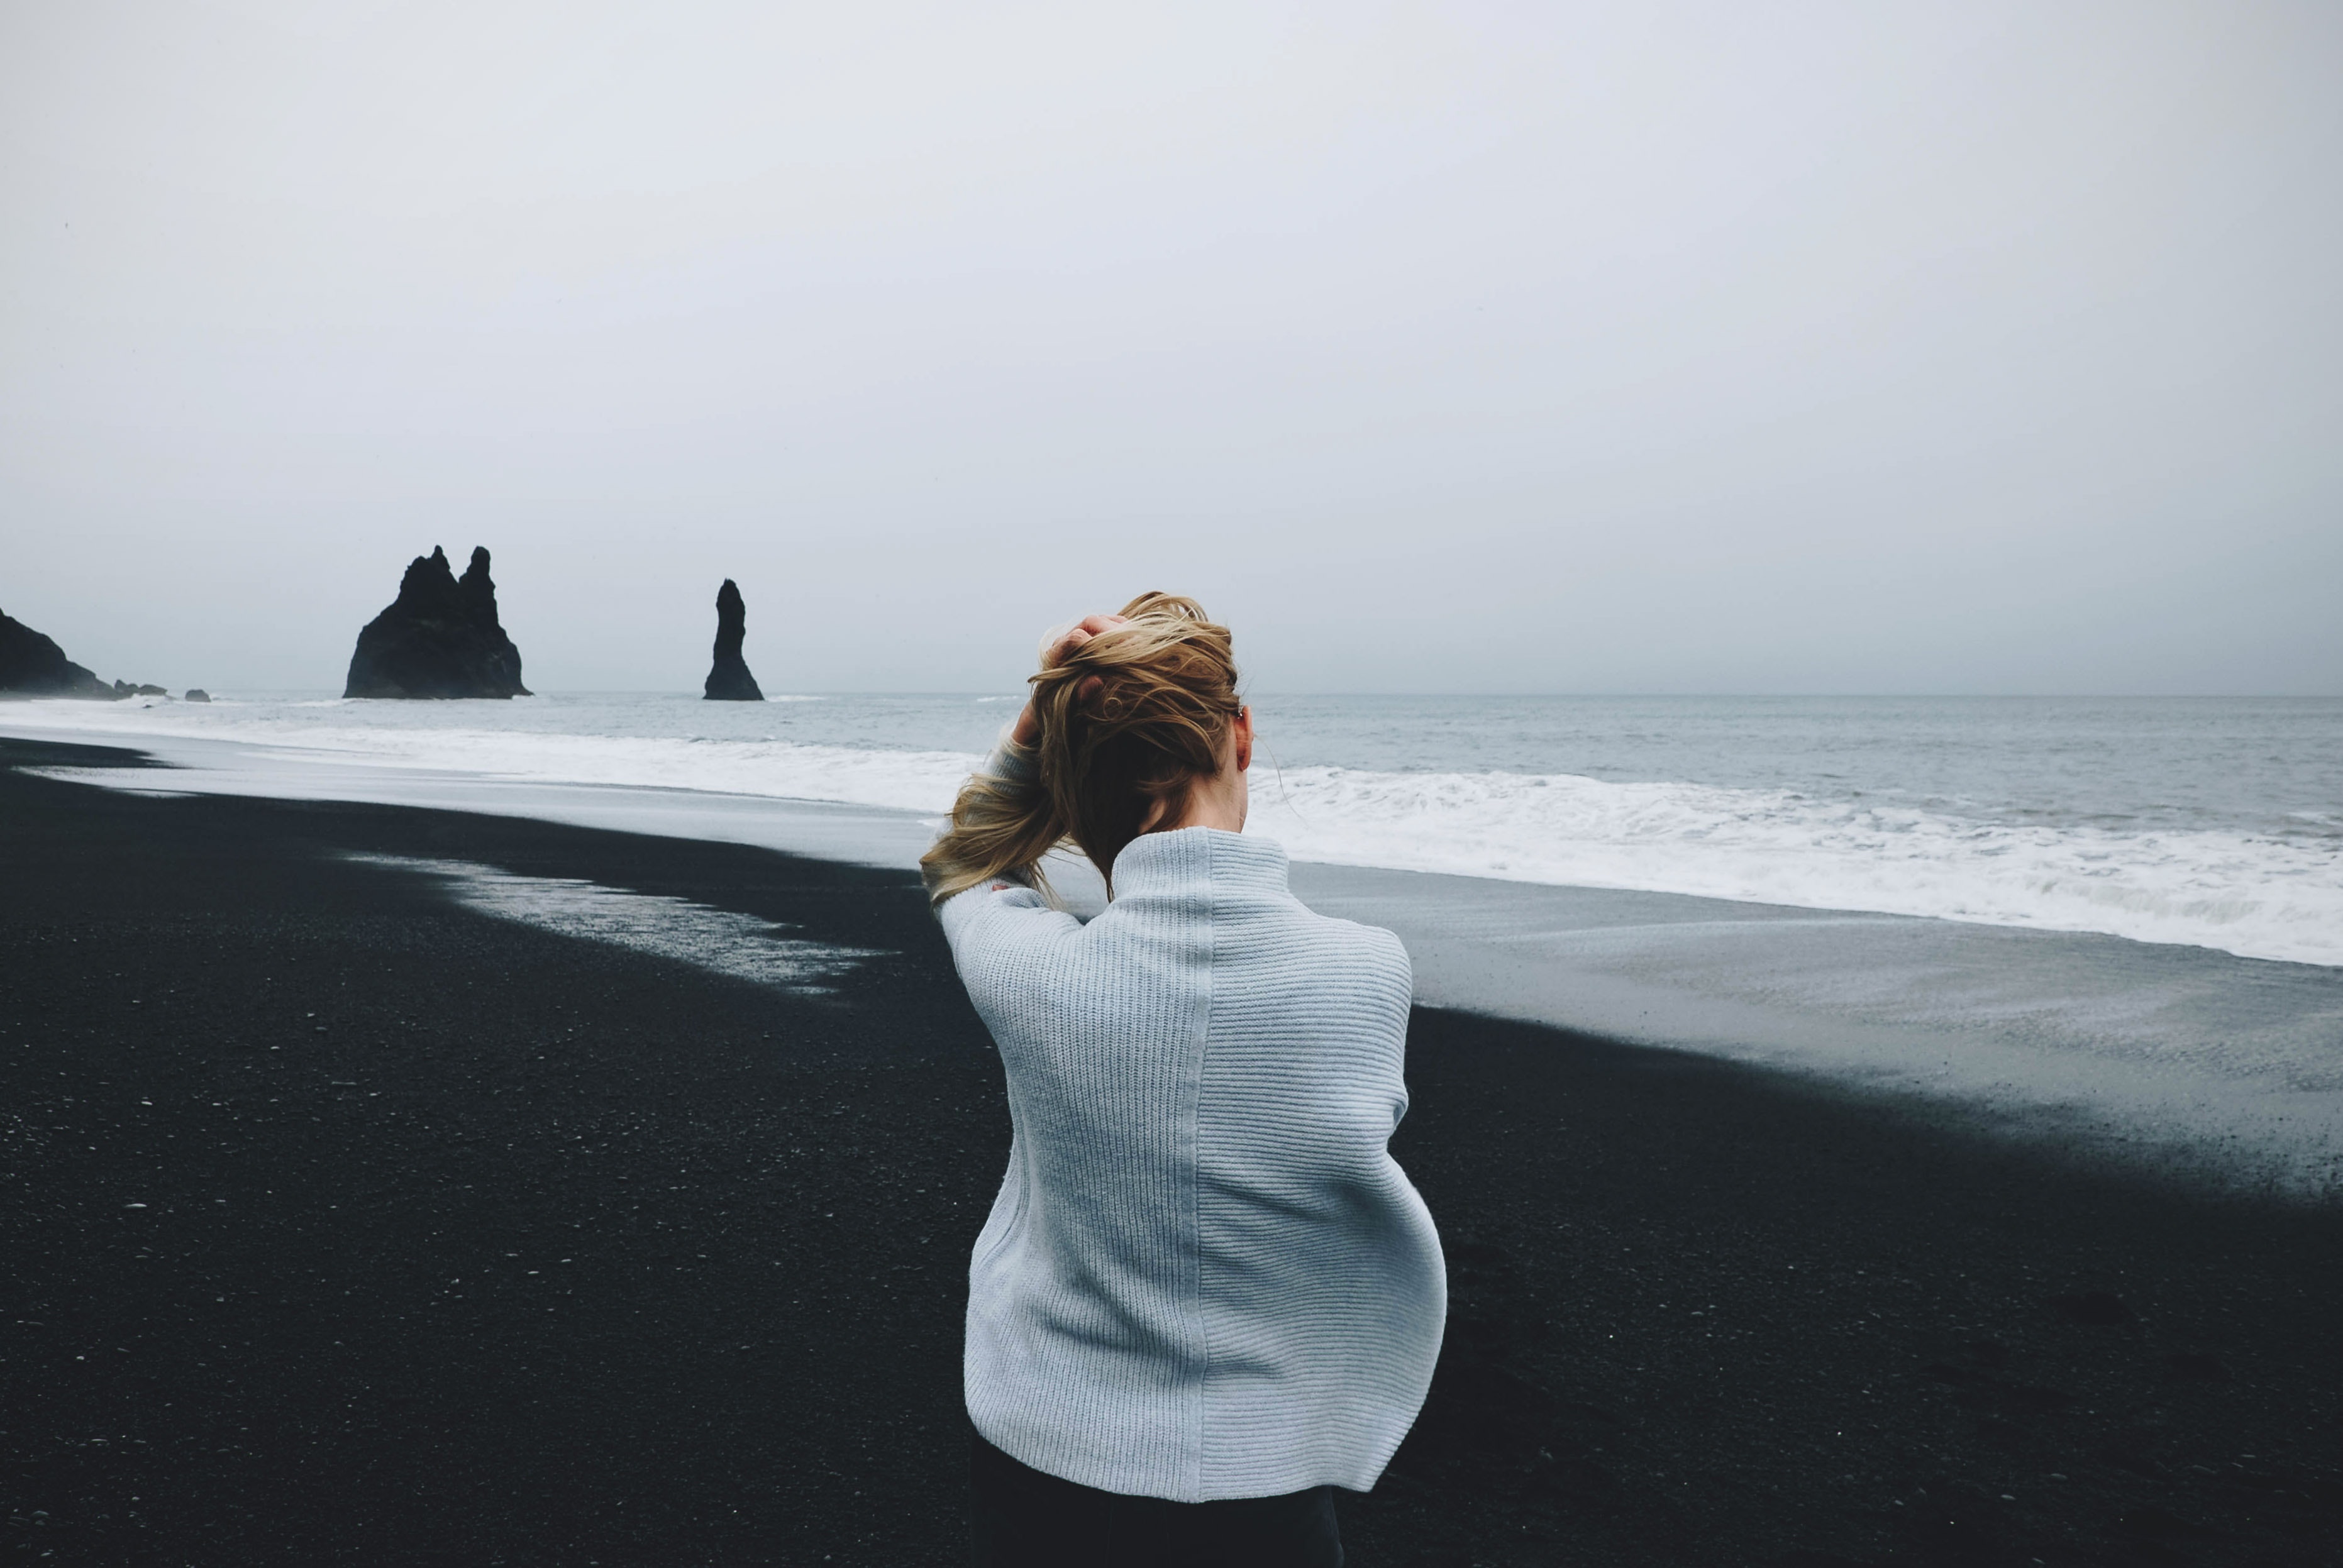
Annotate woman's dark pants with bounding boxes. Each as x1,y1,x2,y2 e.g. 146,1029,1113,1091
969,1431,1344,1567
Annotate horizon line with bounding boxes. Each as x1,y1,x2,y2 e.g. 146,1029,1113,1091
35,688,2342,703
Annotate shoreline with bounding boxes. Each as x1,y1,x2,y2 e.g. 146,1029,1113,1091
3,739,2339,1564
13,719,2342,1198
4,692,2337,970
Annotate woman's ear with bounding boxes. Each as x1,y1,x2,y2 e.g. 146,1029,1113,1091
1232,706,1253,772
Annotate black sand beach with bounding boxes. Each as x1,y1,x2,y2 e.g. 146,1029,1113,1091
4,737,2339,1566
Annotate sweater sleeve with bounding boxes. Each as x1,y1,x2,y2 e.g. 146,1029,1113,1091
983,729,1038,787
936,871,1082,1037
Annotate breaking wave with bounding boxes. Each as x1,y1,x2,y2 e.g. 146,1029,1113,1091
1247,766,2342,968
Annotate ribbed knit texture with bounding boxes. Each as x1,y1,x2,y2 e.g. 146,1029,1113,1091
937,826,1446,1502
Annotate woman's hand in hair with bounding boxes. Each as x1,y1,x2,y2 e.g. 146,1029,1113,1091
1012,614,1127,746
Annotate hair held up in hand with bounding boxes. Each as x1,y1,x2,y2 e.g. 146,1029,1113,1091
921,592,1241,903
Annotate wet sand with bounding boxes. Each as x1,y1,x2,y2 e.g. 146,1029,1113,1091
4,737,2338,1565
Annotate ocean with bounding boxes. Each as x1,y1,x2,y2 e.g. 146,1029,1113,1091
8,690,2339,965
8,690,2340,1192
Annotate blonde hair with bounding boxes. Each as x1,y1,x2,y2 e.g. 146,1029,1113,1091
922,592,1241,903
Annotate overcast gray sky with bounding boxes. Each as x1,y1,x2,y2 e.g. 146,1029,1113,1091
4,1,2337,694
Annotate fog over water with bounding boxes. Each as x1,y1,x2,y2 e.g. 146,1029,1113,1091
4,2,2338,695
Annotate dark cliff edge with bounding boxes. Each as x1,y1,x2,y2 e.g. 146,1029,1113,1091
0,609,152,700
702,578,764,701
344,547,529,699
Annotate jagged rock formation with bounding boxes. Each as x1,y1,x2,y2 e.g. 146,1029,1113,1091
1,608,115,698
185,689,211,704
344,546,529,699
703,578,765,702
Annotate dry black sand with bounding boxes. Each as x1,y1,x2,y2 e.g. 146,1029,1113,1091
3,736,2339,1566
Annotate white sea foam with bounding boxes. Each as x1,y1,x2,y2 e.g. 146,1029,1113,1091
7,695,2338,968
346,854,883,993
292,724,981,812
1248,767,2343,969
0,699,978,810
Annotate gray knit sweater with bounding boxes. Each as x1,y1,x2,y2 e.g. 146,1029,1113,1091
936,823,1447,1502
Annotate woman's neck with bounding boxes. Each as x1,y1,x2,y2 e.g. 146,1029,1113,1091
1145,707,1253,836
1166,766,1248,834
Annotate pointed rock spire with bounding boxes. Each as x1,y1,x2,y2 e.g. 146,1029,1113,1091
704,578,765,700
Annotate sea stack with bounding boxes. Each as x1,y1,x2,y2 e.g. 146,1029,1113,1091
702,578,765,702
1,609,118,698
343,546,530,699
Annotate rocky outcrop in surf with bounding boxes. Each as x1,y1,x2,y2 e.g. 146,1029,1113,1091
1,609,119,698
702,578,765,702
343,546,529,700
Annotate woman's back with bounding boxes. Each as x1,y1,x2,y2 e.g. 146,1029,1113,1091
942,825,1446,1504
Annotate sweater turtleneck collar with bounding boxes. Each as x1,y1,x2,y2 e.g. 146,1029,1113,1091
1110,827,1290,898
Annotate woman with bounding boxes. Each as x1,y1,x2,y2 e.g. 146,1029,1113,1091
922,593,1446,1567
